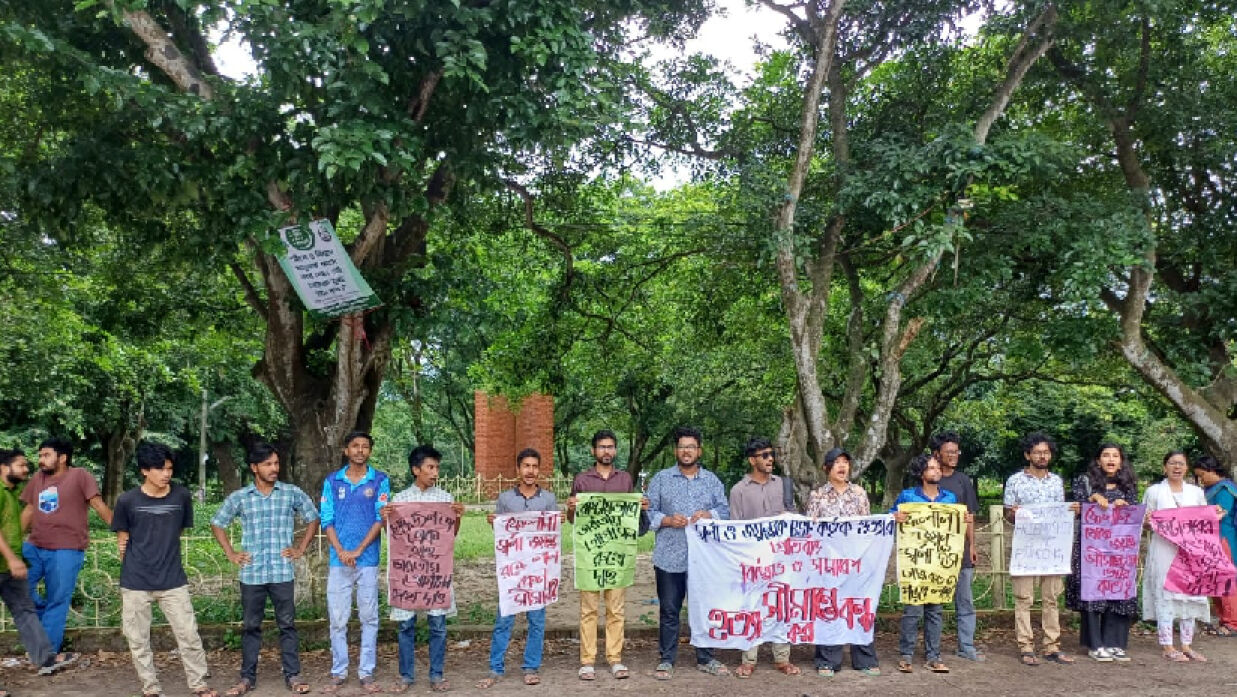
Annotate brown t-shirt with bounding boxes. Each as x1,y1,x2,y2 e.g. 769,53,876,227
570,466,634,495
21,467,100,551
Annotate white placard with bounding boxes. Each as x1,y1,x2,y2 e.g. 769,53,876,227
1010,503,1074,576
494,511,562,616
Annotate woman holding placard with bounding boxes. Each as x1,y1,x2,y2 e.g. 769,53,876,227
1142,451,1211,662
1193,455,1237,636
1064,444,1138,662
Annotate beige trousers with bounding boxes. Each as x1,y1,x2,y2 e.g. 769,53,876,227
741,642,791,665
1012,575,1063,654
121,585,210,694
579,588,626,666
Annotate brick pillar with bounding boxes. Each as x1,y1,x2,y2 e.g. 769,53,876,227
473,392,554,499
514,394,555,488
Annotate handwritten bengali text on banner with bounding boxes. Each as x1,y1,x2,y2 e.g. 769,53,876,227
1080,503,1144,601
1150,506,1237,597
897,503,966,605
573,493,642,591
495,511,563,616
686,514,896,650
386,502,456,611
1010,503,1074,576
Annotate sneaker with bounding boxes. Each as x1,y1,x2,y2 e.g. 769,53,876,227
1109,648,1131,662
1088,648,1114,662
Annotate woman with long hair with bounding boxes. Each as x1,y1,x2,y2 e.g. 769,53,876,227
1193,455,1237,635
1142,451,1211,661
1064,444,1138,661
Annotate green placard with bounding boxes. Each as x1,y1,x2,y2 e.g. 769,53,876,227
573,493,642,590
275,219,381,318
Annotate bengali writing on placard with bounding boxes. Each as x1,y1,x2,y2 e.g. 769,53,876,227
275,219,381,318
1150,506,1237,597
572,493,642,591
686,515,895,650
495,511,562,616
1010,503,1074,576
897,503,966,605
1080,503,1144,601
386,502,456,611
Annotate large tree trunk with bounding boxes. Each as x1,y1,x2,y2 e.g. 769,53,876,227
213,440,242,495
99,421,142,507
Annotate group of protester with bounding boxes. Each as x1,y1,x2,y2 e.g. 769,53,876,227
1,427,1234,696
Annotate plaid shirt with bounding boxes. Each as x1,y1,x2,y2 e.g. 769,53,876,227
389,484,457,621
211,482,318,585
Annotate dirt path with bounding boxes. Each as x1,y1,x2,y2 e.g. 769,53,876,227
8,625,1237,697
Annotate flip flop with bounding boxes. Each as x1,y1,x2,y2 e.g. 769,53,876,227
1019,652,1040,666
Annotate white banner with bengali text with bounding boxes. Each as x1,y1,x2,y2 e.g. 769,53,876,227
687,514,896,650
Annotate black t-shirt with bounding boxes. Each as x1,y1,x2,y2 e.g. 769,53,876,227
111,484,193,590
939,470,980,569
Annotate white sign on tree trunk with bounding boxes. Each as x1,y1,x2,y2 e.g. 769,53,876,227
275,219,381,318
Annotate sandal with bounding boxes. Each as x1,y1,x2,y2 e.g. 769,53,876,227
860,667,881,676
735,664,755,679
1019,652,1040,666
429,679,450,692
610,663,630,679
1182,648,1207,662
194,690,221,697
225,680,255,697
1163,649,1189,662
816,667,834,677
359,676,384,693
696,659,730,676
388,683,411,694
897,659,913,673
322,676,346,694
287,677,312,694
1043,652,1075,665
773,662,801,675
475,676,500,689
578,665,595,681
925,661,950,673
523,673,541,686
654,662,674,680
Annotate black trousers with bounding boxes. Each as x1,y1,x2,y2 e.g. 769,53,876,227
814,642,878,670
0,572,53,668
655,566,713,666
240,581,300,684
1079,610,1131,650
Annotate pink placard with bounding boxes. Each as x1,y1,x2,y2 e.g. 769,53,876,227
1080,503,1144,601
386,502,457,611
1150,506,1237,597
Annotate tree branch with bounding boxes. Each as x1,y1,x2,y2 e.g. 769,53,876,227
230,262,268,321
502,179,575,294
974,4,1058,144
118,7,214,97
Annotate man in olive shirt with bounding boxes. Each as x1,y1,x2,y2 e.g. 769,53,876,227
0,449,74,677
729,437,799,676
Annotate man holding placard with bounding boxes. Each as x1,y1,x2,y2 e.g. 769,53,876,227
1003,432,1077,666
729,437,799,678
381,445,465,693
892,454,963,675
647,426,731,680
567,430,640,681
477,448,558,689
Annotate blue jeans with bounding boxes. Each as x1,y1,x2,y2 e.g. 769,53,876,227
23,543,85,654
899,603,944,662
398,614,446,685
489,607,545,676
327,565,379,679
954,567,977,654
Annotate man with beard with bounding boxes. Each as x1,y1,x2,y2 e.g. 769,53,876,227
892,454,959,675
20,437,110,660
211,443,319,695
566,430,638,681
647,426,730,680
729,437,799,678
0,449,75,687
931,431,984,662
1003,432,1077,666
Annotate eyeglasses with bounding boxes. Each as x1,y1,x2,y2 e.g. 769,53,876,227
754,451,775,460
675,445,699,451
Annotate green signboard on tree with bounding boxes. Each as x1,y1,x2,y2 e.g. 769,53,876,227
275,219,381,318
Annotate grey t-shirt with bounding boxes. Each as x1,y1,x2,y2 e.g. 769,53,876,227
495,486,558,514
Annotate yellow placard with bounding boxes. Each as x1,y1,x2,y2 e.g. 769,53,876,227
896,503,966,605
